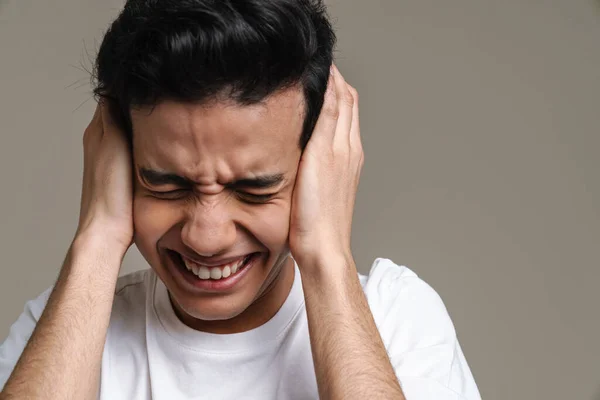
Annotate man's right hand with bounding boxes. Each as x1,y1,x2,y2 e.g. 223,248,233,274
75,101,134,255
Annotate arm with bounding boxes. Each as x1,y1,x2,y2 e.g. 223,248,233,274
299,255,405,400
0,101,133,400
289,64,405,399
0,236,125,400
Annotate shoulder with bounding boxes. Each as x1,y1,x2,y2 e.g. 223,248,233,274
109,268,153,328
115,268,152,298
359,258,453,334
358,257,455,354
0,269,153,390
7,268,152,325
359,258,481,399
100,269,154,357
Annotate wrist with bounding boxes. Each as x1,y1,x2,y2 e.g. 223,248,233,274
72,228,130,264
298,253,366,320
75,218,132,254
297,250,356,285
293,235,351,264
56,230,127,297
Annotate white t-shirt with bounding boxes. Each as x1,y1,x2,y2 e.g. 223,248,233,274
0,258,481,399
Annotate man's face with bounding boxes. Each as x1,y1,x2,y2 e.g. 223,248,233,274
130,87,305,332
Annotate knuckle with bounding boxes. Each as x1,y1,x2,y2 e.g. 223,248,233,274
83,128,92,144
354,142,364,155
342,91,354,107
333,142,350,158
322,85,340,119
348,85,359,102
323,102,339,119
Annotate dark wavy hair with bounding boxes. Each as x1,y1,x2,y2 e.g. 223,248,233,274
93,0,336,149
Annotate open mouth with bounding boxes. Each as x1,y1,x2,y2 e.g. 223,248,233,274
169,250,258,281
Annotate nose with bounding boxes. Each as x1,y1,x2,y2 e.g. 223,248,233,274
180,198,237,257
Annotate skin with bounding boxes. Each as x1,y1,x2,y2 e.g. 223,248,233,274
130,88,304,333
0,65,405,400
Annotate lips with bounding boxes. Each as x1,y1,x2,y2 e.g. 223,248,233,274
165,249,261,292
168,250,257,281
180,254,251,268
182,254,251,280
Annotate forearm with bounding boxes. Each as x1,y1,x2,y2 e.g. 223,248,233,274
0,234,124,400
299,255,405,400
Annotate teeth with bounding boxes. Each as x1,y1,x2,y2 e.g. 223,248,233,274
198,266,210,279
210,267,222,280
222,266,231,278
182,255,250,280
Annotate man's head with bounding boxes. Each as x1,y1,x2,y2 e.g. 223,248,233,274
93,0,336,332
94,0,335,149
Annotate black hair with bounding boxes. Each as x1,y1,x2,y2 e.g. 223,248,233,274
93,0,336,149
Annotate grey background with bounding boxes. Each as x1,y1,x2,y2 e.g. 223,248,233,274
1,1,599,399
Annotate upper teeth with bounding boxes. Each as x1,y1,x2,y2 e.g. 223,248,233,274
183,256,247,280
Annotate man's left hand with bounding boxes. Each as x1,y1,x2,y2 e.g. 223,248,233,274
289,64,363,270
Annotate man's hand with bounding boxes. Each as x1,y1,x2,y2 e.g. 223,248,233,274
289,64,363,268
76,101,134,254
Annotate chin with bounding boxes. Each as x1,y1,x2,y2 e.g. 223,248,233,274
163,252,267,316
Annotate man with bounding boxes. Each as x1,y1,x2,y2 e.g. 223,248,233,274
0,0,480,399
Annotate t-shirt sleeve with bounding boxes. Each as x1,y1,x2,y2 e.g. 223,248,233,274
361,258,481,400
0,286,52,391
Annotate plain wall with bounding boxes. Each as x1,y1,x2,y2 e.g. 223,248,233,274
1,1,599,399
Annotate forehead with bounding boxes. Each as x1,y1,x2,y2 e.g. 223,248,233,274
130,87,305,180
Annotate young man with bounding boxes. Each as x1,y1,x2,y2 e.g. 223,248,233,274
0,1,480,399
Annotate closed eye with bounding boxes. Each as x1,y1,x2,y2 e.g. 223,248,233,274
149,189,274,203
149,189,189,200
236,192,276,204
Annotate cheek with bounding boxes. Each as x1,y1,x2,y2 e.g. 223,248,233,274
243,202,291,250
133,196,179,253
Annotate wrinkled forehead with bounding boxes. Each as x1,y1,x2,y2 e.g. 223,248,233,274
129,87,305,177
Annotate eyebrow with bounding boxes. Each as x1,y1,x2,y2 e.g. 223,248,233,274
139,168,285,190
139,168,191,187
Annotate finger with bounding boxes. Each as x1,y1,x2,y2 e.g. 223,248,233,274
100,99,114,133
331,64,354,149
309,68,338,144
92,101,102,123
100,99,128,146
84,102,103,141
347,85,361,147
